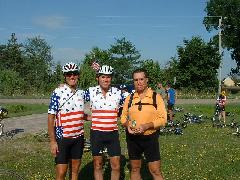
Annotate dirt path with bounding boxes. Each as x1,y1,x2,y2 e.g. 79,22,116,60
2,113,47,137
1,98,239,138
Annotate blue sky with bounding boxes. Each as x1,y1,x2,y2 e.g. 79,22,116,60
0,0,236,78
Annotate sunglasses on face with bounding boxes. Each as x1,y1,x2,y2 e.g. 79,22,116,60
65,71,79,76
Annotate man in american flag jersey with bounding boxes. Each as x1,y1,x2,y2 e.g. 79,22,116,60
85,65,125,180
48,62,85,180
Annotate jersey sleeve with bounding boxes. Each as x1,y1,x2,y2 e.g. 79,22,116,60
120,95,131,125
119,91,126,107
152,94,167,128
84,88,90,102
48,90,60,115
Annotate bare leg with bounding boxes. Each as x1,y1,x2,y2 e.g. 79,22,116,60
93,156,103,180
69,159,81,180
110,156,120,180
130,160,142,180
56,164,68,180
222,111,226,125
148,160,164,180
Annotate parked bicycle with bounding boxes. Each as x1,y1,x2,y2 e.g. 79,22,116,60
0,106,8,136
212,104,224,128
231,125,240,137
159,120,183,135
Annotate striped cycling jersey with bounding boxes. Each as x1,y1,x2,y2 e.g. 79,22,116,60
48,84,85,139
85,85,124,132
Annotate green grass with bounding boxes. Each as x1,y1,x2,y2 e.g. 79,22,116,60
1,103,48,118
0,103,240,179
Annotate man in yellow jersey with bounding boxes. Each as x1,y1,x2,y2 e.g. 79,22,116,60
121,68,167,180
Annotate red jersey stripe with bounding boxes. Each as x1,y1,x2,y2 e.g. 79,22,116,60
92,110,117,113
61,111,84,117
61,117,84,123
64,129,83,135
63,124,84,129
92,116,117,119
92,121,117,125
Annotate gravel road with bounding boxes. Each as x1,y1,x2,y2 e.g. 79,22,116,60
0,98,239,138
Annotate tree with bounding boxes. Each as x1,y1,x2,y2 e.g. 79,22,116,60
78,47,111,89
23,36,53,93
203,0,240,75
140,59,163,89
0,69,25,96
2,33,24,74
109,37,141,85
0,44,7,69
162,57,180,87
175,37,220,91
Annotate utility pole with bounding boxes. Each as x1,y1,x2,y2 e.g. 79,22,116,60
218,16,222,95
205,16,223,96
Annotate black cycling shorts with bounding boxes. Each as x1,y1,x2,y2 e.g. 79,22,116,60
90,130,121,157
126,131,160,162
55,135,84,164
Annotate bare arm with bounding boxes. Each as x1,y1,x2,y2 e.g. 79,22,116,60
48,114,58,157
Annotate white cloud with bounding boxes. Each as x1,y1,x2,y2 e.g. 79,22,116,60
33,15,68,29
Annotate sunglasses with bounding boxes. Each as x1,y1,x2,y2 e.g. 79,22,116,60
65,71,79,76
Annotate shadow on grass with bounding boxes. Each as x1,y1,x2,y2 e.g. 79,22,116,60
79,155,128,180
140,159,153,180
79,160,94,179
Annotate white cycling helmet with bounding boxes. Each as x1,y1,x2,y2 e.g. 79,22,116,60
62,62,79,73
98,65,113,75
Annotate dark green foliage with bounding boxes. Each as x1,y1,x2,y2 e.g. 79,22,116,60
1,33,24,75
79,38,141,87
140,59,163,89
174,37,220,91
162,57,180,86
78,47,111,89
203,0,240,75
23,36,54,94
0,34,59,96
0,69,26,96
109,37,141,84
0,34,222,95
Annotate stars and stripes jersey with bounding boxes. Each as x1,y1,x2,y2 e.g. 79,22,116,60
48,84,85,139
84,85,124,132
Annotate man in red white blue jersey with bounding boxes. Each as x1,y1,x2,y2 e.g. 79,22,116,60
48,62,85,180
84,65,125,180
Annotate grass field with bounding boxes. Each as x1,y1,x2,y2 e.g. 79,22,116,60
1,103,48,117
0,103,240,179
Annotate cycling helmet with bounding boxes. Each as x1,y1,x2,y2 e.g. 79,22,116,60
62,62,79,73
98,65,113,75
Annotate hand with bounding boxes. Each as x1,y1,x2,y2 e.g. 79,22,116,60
134,124,147,135
127,125,136,135
50,141,59,157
